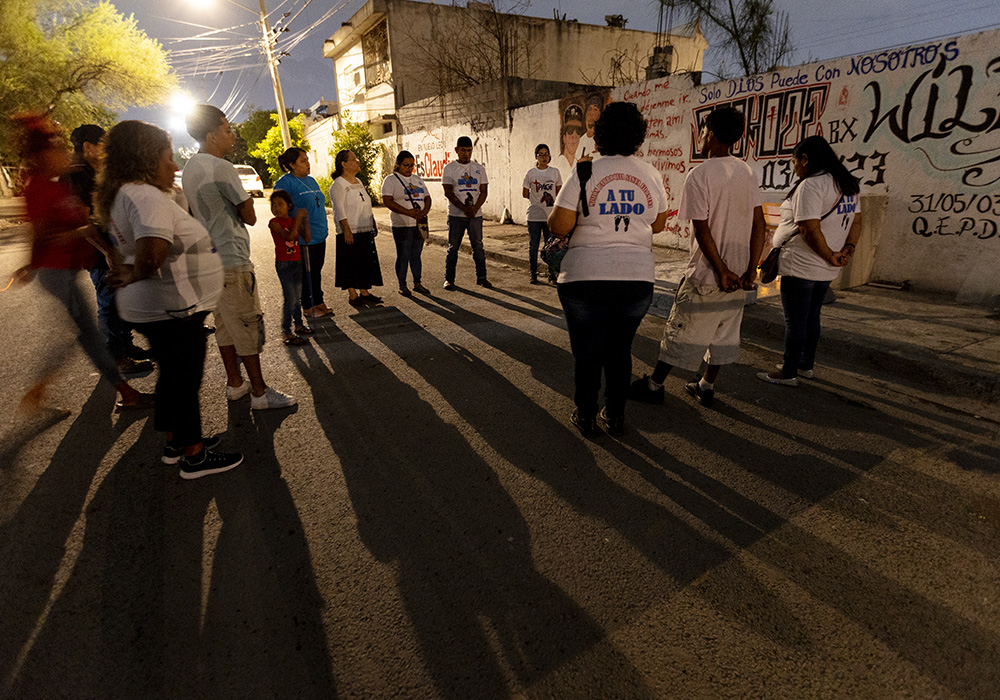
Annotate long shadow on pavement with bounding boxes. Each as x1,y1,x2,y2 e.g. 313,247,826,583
291,330,655,699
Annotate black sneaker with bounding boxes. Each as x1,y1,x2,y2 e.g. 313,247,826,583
629,375,664,404
163,435,222,465
685,381,715,408
179,448,243,480
597,407,625,436
571,410,599,437
443,280,456,290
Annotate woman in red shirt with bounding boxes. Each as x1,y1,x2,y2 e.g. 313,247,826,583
14,114,151,415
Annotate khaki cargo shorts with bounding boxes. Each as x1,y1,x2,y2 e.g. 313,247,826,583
214,265,265,355
658,277,746,371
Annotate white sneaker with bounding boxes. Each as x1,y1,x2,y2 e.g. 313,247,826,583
226,379,251,401
251,386,297,410
756,371,799,387
774,363,814,379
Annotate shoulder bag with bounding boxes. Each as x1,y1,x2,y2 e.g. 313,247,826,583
541,160,593,276
758,192,844,284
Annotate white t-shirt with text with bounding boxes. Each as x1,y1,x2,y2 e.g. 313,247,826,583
678,156,763,286
109,183,223,323
774,172,860,281
381,172,429,228
441,160,488,218
522,166,562,221
554,155,668,283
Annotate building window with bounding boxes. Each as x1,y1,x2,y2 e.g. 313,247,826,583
362,19,390,88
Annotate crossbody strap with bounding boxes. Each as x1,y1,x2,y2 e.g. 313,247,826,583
393,173,420,210
779,193,844,249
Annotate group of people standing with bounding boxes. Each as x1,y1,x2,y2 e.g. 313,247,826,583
547,102,861,436
13,98,861,474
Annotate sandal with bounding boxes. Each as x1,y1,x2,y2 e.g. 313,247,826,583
115,392,156,412
294,325,315,336
283,333,308,346
348,296,365,308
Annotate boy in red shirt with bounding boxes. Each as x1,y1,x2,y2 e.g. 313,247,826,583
268,189,312,345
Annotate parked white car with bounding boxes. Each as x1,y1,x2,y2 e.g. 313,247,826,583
236,165,264,197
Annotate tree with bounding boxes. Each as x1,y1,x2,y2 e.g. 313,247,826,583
235,106,295,187
660,0,793,78
410,0,534,97
0,0,177,165
329,115,381,203
249,114,310,183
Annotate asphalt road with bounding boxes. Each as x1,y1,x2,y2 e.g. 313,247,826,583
1,199,998,699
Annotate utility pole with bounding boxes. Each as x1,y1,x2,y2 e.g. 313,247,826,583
259,0,291,148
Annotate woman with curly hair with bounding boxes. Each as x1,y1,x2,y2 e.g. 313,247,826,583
97,120,241,479
14,113,152,417
548,101,669,436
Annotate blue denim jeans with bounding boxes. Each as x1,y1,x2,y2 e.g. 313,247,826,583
779,275,831,378
558,280,654,419
527,220,552,276
36,267,123,387
89,263,135,360
445,216,486,282
275,260,304,333
392,226,425,287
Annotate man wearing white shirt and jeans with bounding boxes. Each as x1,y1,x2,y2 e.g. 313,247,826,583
631,106,766,408
183,104,296,411
441,136,491,289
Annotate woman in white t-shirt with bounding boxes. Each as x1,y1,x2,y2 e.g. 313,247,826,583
96,121,241,479
330,149,383,308
757,135,862,387
548,102,669,436
521,143,562,283
381,150,431,297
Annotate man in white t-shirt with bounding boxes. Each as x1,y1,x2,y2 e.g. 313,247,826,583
183,104,295,411
631,106,766,408
441,136,490,289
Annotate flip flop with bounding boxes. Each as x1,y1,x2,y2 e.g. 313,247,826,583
115,393,156,411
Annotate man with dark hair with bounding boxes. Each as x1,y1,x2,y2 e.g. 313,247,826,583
441,136,491,289
61,124,154,375
182,104,296,411
631,106,765,408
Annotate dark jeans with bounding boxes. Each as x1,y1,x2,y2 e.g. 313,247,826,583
558,280,654,419
300,241,326,308
392,226,425,287
275,260,304,332
134,312,208,447
780,276,831,378
445,216,486,282
89,262,135,360
527,220,551,276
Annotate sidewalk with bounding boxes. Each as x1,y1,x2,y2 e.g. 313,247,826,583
375,207,1000,404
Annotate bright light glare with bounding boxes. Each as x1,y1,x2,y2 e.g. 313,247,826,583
168,117,189,134
171,93,197,117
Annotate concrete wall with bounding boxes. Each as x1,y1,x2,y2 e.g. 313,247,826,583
593,28,1000,303
304,118,338,179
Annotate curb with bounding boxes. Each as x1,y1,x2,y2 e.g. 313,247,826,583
430,232,999,404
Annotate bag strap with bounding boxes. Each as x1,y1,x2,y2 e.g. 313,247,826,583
778,193,844,249
577,160,593,217
393,172,420,209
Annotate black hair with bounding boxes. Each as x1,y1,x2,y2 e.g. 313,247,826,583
70,124,105,153
332,149,350,180
593,101,647,157
456,136,472,148
788,135,861,198
270,189,294,207
277,147,307,174
185,104,226,143
534,143,550,156
704,107,745,146
395,150,415,168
